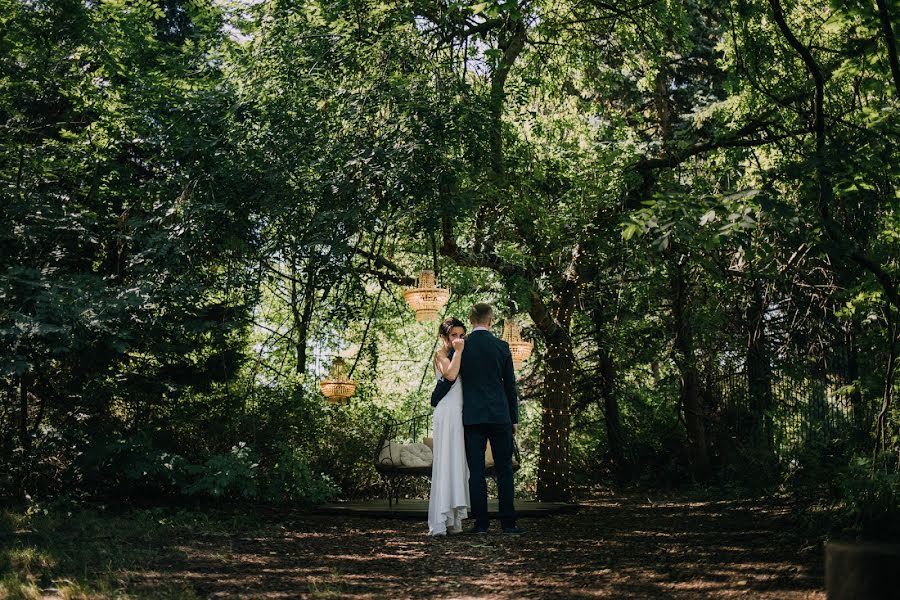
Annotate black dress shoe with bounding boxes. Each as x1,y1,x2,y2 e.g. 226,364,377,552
467,526,489,535
502,526,526,535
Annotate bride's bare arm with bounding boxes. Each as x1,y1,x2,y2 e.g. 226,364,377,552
434,344,463,381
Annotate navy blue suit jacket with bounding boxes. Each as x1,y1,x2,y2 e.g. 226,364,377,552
459,329,518,426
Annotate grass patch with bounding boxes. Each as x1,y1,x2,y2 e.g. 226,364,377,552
307,571,351,599
0,504,272,599
0,572,41,600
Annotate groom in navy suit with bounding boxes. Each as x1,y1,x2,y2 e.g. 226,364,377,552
458,303,524,535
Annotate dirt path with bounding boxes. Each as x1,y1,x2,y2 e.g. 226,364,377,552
127,493,824,599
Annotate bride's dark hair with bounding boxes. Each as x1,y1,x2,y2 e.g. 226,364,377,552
438,317,466,339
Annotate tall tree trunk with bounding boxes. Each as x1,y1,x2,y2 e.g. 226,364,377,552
876,308,898,452
746,279,774,452
844,322,867,434
669,254,710,478
487,19,526,180
528,288,578,502
654,66,672,141
591,305,628,481
874,0,900,101
443,14,572,499
18,374,30,457
651,37,710,475
534,327,574,502
296,271,316,374
17,374,30,498
290,257,317,375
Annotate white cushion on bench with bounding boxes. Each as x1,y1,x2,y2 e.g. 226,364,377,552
399,443,433,468
379,440,516,468
378,441,403,466
378,441,433,468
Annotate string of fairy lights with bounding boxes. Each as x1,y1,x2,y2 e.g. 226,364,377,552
538,351,575,494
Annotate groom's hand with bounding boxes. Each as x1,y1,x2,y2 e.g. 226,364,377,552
512,424,518,436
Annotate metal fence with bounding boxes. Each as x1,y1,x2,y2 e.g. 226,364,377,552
708,371,878,462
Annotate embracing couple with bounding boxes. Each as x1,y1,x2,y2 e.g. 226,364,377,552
427,302,524,537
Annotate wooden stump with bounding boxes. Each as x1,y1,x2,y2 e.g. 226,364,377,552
825,542,900,600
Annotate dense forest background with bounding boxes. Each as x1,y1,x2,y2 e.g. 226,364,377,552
2,0,898,539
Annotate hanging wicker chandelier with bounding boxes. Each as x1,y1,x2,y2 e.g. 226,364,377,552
319,357,356,404
502,319,534,369
402,269,450,322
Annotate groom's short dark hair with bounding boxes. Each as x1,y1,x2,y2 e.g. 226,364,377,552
469,303,493,325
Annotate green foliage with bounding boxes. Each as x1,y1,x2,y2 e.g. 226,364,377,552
184,442,260,500
264,445,340,506
623,386,693,486
0,0,897,535
76,433,338,505
0,0,260,500
77,433,191,498
835,454,900,540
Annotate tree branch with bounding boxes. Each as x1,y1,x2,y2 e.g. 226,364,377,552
769,0,900,311
353,247,415,284
440,215,529,280
768,0,825,152
875,0,900,101
360,267,415,287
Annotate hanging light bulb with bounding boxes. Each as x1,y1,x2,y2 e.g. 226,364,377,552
319,357,356,404
402,270,450,322
502,318,534,368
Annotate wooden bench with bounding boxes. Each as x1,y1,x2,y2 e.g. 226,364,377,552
374,413,520,507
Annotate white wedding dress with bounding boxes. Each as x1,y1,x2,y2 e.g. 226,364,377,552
427,371,470,536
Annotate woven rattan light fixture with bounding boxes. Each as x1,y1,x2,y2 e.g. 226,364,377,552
502,319,534,368
402,270,450,322
319,357,356,404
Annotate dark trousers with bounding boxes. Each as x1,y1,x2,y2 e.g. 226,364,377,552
464,423,516,529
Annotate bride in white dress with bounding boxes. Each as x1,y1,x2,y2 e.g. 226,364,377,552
428,317,470,536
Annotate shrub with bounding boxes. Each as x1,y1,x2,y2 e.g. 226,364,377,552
835,454,900,541
261,445,338,505
311,402,389,500
76,433,191,499
185,442,259,500
75,434,338,505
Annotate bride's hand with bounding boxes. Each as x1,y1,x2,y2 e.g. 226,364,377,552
451,338,465,352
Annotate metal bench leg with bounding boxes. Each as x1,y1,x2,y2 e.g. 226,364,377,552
382,474,400,509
